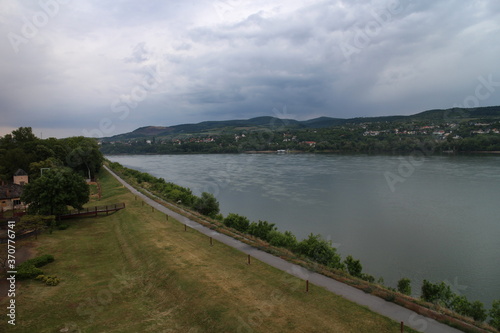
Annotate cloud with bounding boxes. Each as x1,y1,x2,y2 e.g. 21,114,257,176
1,0,499,138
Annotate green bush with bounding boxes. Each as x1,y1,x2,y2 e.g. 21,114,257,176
223,213,250,232
397,278,412,296
268,230,298,250
17,264,43,280
16,254,55,280
24,254,55,268
58,224,69,230
35,274,61,286
296,234,343,269
421,280,453,306
361,273,375,283
247,220,276,241
490,300,500,330
344,255,362,278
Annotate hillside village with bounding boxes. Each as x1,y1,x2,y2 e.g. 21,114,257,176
100,117,500,155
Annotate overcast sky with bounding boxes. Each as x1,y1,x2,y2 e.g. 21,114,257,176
1,0,499,138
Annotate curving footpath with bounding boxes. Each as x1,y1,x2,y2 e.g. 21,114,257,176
104,165,462,333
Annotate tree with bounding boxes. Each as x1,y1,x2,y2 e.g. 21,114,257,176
11,127,37,145
62,136,104,179
247,220,276,241
194,192,220,218
21,168,89,216
296,234,343,269
490,300,500,330
268,230,298,249
468,300,487,322
421,280,453,307
397,278,412,296
450,295,471,317
223,213,250,232
344,255,363,278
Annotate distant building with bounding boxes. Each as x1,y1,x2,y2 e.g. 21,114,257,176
0,169,28,212
13,168,28,186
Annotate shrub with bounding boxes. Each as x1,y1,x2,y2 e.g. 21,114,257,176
223,213,250,232
468,300,487,322
421,280,453,306
17,264,43,279
397,278,412,296
58,224,69,230
296,234,343,269
361,273,375,283
247,220,276,241
16,254,55,280
194,192,220,218
490,300,500,330
344,255,362,278
24,254,54,268
35,274,61,286
268,230,298,250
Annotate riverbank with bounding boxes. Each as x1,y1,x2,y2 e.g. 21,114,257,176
104,161,499,333
0,168,422,333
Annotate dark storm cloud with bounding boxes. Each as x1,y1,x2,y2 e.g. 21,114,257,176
1,0,499,138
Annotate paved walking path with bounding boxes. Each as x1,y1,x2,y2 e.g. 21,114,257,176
104,165,463,333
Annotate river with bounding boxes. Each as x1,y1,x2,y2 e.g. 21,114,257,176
106,153,500,308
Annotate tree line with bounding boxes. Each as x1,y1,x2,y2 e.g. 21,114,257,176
0,127,103,181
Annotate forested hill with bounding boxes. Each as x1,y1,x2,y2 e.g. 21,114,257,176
99,106,500,154
102,106,500,142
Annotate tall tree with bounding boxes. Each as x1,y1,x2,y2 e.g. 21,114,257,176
21,167,89,216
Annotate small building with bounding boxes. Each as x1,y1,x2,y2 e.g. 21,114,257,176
14,169,29,186
0,169,28,212
0,184,24,212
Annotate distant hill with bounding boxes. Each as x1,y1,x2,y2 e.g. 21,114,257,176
101,106,500,142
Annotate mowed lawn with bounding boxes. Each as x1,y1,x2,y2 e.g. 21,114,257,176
0,170,418,333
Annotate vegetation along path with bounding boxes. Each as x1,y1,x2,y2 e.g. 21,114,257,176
104,165,462,333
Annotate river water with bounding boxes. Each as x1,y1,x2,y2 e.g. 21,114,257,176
106,153,500,307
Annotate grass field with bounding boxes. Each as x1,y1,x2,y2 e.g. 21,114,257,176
0,169,419,332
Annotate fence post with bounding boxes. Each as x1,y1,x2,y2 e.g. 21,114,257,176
306,280,309,293
247,254,251,265
210,237,213,246
184,224,187,231
400,322,404,333
152,206,154,213
166,215,168,221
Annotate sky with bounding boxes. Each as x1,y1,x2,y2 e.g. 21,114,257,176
1,0,500,138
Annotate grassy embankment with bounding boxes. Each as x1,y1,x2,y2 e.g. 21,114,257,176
0,169,419,332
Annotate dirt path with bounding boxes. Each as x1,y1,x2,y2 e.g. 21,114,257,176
104,165,462,333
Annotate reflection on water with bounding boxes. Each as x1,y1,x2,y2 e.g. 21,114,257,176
107,153,500,307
